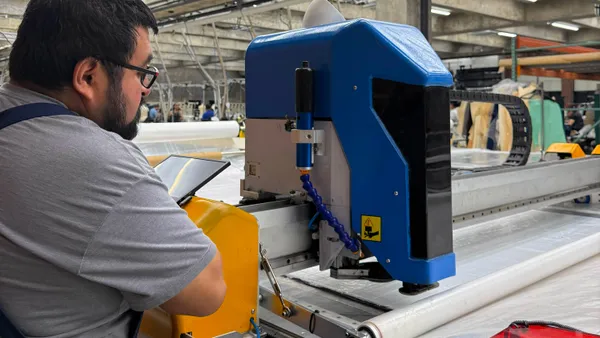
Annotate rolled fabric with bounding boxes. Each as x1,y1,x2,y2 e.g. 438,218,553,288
133,121,240,144
357,233,600,338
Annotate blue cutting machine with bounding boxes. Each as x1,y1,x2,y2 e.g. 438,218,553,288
242,18,456,292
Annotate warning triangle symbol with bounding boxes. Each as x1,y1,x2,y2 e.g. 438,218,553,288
364,218,373,227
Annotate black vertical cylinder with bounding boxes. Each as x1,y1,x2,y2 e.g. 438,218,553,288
295,61,314,113
420,0,431,42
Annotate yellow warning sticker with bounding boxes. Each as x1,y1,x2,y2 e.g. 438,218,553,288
361,215,381,242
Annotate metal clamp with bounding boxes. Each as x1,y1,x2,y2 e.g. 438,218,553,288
291,129,324,145
259,243,292,317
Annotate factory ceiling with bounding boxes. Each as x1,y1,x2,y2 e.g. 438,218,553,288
2,0,600,76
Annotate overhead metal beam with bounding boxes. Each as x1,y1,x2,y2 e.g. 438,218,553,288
568,28,600,43
154,52,211,62
437,21,569,43
455,45,501,55
158,0,311,32
572,17,600,29
289,2,375,19
153,32,249,51
152,43,244,59
176,61,246,72
152,0,231,20
219,11,301,31
501,26,567,43
435,33,510,49
434,0,525,21
161,24,259,41
432,13,513,37
431,40,459,53
524,0,599,22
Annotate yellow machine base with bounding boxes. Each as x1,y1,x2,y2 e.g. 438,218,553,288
140,197,259,338
545,143,586,159
592,145,600,156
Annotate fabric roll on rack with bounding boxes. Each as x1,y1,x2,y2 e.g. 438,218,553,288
133,121,240,144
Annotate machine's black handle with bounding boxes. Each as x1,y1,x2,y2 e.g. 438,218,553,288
295,61,314,114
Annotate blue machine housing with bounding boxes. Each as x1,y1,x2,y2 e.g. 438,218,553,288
246,19,456,285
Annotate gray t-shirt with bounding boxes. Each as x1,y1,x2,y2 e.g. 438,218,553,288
0,83,216,337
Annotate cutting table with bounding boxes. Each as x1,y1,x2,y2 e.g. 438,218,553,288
137,147,600,338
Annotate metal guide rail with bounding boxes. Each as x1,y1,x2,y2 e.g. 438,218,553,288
450,90,533,168
452,156,600,225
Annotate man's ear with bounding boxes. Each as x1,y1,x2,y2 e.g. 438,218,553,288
72,57,102,101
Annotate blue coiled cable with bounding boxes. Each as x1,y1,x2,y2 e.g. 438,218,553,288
300,174,359,253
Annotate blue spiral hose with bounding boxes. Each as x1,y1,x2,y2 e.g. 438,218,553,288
300,174,359,253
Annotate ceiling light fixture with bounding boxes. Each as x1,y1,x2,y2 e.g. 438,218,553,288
497,31,517,38
550,21,580,31
431,6,451,16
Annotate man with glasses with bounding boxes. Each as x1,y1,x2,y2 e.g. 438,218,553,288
0,1,226,337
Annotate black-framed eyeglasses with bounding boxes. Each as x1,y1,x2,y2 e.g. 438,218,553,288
96,56,159,89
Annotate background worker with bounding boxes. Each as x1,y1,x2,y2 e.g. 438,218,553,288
168,103,185,122
145,104,158,122
0,0,226,337
201,103,216,121
564,109,584,137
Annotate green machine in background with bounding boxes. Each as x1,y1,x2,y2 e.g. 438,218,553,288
528,99,567,152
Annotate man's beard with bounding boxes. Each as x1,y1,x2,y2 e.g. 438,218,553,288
102,81,142,141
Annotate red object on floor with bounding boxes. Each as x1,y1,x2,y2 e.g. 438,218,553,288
491,321,600,338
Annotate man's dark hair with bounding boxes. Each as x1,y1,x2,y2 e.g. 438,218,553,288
9,0,158,90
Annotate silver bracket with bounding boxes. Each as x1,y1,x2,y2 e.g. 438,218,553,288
291,129,325,156
259,287,371,338
291,129,324,144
